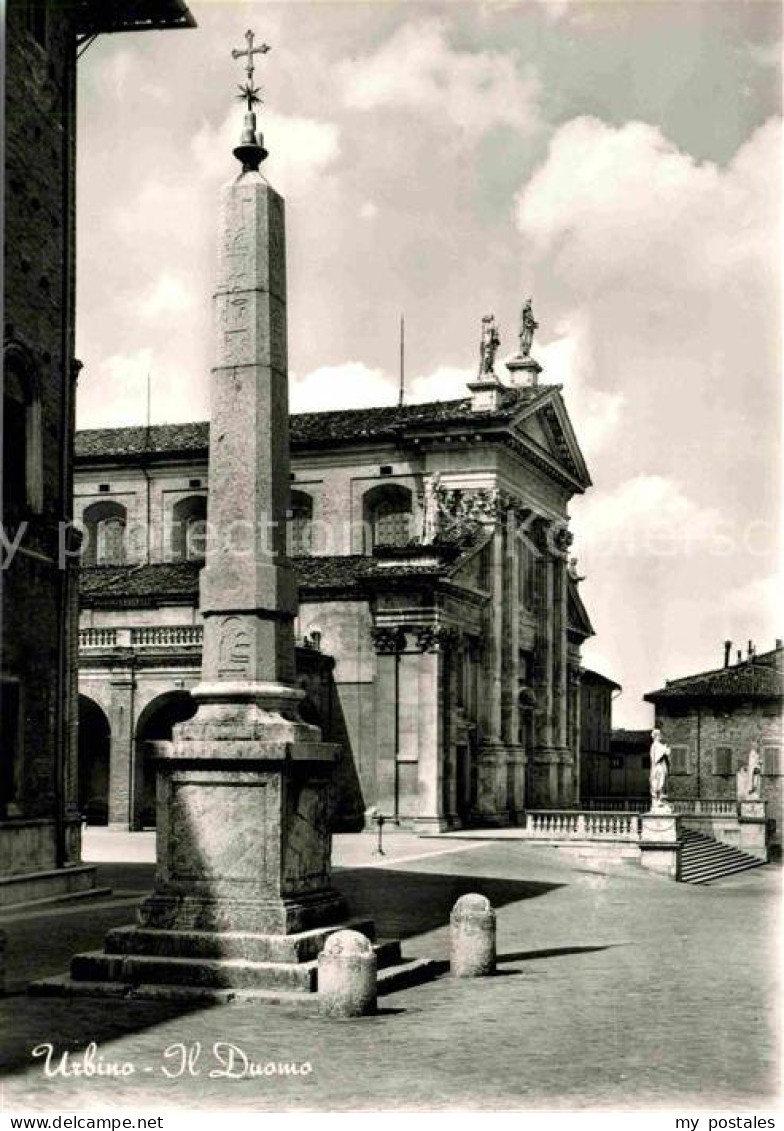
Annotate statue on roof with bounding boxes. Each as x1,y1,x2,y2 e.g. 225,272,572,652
568,556,585,582
478,314,500,378
519,298,538,358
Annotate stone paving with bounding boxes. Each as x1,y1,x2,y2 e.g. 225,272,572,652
0,831,780,1113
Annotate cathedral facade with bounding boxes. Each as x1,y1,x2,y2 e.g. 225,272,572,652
75,342,596,833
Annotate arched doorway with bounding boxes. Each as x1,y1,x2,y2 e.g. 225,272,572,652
135,691,198,827
78,695,111,825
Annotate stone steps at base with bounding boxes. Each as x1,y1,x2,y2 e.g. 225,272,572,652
104,919,377,963
69,937,403,993
28,957,441,1006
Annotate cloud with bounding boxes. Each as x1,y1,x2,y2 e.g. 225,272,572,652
359,201,379,221
515,116,780,293
338,18,541,133
573,474,724,563
138,274,194,320
409,365,473,403
290,362,395,413
77,348,208,429
191,109,340,198
536,314,624,457
723,575,783,631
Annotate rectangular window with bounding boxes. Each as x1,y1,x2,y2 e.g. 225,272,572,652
713,746,733,775
610,756,623,771
763,746,782,776
670,745,689,774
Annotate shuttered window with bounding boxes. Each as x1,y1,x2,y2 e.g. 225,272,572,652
669,745,689,774
713,747,733,775
763,746,782,776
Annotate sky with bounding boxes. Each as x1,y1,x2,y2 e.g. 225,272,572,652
74,0,782,726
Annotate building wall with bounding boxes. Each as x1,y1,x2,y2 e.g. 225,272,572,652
654,702,783,844
2,0,85,892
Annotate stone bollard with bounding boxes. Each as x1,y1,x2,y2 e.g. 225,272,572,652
450,893,496,977
318,929,377,1017
0,930,6,995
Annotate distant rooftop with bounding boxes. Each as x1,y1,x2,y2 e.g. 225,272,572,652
645,643,784,703
75,388,549,462
79,543,482,607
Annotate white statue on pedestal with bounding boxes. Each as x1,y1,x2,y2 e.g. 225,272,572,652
737,743,762,800
649,729,671,811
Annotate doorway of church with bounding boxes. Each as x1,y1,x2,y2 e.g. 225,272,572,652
134,691,198,828
78,695,111,825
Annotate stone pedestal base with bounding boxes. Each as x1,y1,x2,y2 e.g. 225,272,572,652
739,800,768,860
30,684,440,1002
639,810,681,880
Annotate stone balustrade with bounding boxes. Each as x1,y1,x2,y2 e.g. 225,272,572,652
131,625,203,648
670,799,738,817
523,810,639,841
79,625,203,651
79,627,118,649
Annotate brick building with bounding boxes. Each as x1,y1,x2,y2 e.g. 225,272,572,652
607,729,650,804
1,0,194,906
645,640,784,846
577,669,622,802
74,344,602,833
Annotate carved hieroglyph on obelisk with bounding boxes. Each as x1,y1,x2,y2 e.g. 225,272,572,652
135,32,348,940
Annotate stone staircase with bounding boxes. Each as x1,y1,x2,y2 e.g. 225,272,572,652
679,829,766,885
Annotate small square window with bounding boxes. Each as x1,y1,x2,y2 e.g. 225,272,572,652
189,479,201,489
98,484,110,493
610,756,623,771
380,465,393,476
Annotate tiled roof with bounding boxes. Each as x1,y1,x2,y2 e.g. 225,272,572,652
582,667,621,690
79,549,463,605
645,651,784,703
75,388,547,461
80,562,200,602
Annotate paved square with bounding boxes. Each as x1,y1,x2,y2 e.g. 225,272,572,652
0,832,779,1112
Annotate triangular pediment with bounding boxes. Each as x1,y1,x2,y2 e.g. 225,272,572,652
508,387,592,492
518,412,551,449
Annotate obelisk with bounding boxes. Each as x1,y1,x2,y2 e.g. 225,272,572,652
135,33,348,940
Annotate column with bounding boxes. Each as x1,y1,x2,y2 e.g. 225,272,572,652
107,674,135,829
412,626,447,833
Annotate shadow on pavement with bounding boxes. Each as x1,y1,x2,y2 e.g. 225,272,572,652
497,944,618,963
333,868,563,940
0,996,216,1079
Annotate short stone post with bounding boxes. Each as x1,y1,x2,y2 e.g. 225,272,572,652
318,929,377,1017
450,893,496,977
0,930,6,995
